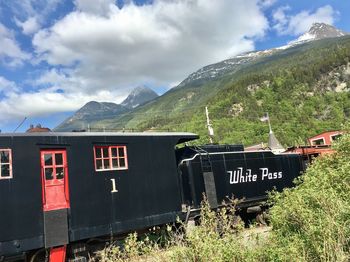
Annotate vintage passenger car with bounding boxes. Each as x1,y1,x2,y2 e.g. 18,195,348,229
0,132,197,261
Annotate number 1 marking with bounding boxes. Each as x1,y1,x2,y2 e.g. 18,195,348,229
110,178,118,193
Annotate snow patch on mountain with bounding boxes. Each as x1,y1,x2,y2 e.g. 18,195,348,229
177,23,349,87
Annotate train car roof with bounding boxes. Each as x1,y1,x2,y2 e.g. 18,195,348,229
0,131,199,143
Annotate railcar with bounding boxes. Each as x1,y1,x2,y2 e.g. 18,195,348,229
0,132,304,262
0,132,197,262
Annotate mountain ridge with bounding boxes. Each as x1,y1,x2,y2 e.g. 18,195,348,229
55,86,158,131
55,23,350,145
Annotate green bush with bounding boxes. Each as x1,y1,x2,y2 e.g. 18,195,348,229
262,132,350,261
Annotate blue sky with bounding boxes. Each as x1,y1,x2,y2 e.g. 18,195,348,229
0,0,349,132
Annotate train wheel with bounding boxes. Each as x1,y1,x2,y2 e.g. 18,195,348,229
256,210,270,226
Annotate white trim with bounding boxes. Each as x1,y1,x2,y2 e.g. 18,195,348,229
178,150,298,166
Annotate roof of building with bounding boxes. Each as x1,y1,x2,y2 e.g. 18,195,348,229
309,130,343,138
26,127,51,133
26,124,51,133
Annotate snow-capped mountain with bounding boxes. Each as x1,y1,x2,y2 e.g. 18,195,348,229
121,86,158,109
177,49,274,87
178,23,349,88
288,22,348,46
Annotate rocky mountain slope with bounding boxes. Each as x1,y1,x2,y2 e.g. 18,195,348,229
289,23,348,45
178,23,348,88
121,86,158,109
55,86,158,131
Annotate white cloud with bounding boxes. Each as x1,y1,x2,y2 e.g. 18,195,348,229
15,16,40,35
0,89,126,121
0,76,19,93
32,0,268,92
74,0,115,16
273,5,337,35
259,0,277,8
0,23,30,66
10,0,62,34
9,0,61,18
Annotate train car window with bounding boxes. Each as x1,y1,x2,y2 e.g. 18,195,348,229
55,154,63,165
45,168,54,180
42,152,66,181
56,167,64,179
45,154,53,165
0,149,12,179
311,138,325,145
94,146,128,171
331,134,342,142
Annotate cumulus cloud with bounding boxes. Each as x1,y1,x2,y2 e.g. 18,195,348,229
0,89,127,121
259,0,277,8
0,23,30,66
74,0,115,16
0,76,19,93
15,16,40,35
9,0,61,34
273,5,338,35
32,0,268,92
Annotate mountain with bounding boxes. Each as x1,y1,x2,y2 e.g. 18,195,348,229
177,23,348,88
56,23,350,146
55,101,128,131
176,49,274,88
121,86,158,109
288,22,348,46
55,86,158,131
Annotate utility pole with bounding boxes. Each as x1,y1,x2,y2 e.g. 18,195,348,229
205,106,214,144
267,112,272,134
260,112,272,133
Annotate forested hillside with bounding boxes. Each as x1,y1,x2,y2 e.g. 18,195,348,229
87,36,350,146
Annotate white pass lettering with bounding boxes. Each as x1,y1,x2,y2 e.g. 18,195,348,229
228,167,282,184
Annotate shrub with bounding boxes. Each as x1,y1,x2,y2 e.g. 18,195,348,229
262,132,350,261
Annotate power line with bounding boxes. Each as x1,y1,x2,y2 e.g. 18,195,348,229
13,117,27,133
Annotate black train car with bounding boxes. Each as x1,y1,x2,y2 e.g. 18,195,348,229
0,132,197,261
177,144,304,209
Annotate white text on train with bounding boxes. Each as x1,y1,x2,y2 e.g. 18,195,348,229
227,167,282,184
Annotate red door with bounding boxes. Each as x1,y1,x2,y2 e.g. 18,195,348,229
41,150,70,211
